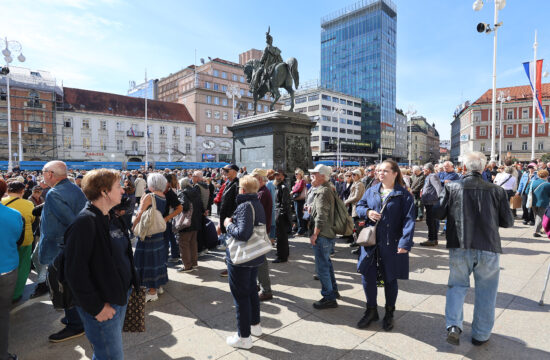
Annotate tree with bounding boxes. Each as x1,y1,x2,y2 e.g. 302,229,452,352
540,153,550,163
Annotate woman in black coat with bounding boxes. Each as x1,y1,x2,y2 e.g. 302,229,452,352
176,178,204,272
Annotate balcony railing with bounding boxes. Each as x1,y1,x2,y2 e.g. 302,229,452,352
125,150,145,156
126,130,144,137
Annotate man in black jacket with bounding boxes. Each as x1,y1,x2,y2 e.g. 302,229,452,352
434,151,514,347
274,170,292,263
410,166,425,221
217,164,239,277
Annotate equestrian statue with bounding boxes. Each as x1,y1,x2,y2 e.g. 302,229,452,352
243,27,299,115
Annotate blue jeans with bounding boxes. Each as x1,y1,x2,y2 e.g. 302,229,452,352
227,263,260,338
164,225,179,260
314,236,338,301
445,248,500,341
294,200,306,234
77,300,129,360
269,224,276,239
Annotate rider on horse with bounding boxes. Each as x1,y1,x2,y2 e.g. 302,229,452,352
252,27,283,94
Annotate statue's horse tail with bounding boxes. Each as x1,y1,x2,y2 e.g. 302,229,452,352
287,57,299,89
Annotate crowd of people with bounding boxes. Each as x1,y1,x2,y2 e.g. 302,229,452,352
0,152,544,358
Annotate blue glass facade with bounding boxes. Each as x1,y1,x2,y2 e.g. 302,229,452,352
127,79,157,100
321,0,396,153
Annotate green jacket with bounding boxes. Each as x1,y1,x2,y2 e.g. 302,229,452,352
310,182,336,239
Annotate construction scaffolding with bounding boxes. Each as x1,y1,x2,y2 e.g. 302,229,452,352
0,66,63,164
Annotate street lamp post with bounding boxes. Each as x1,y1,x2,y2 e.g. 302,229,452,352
474,0,506,162
405,109,417,167
1,37,26,173
497,90,510,164
226,84,241,125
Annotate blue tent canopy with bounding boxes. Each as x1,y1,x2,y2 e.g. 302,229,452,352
0,161,230,171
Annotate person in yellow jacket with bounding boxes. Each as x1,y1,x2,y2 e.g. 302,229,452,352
2,181,35,302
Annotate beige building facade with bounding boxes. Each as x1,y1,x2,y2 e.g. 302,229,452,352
408,116,440,165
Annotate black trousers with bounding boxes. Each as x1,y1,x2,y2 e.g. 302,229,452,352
425,205,438,241
276,216,290,261
521,193,535,222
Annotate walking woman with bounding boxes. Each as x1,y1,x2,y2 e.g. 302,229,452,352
291,168,307,235
64,169,139,360
529,170,550,237
0,178,23,360
355,160,416,331
133,173,169,302
224,175,266,349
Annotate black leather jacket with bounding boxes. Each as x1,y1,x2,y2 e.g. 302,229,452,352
219,177,239,224
434,172,514,253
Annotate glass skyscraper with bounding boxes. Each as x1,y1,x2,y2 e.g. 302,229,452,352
321,0,396,154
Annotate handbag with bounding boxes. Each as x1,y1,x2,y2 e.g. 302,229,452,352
295,183,307,201
174,199,193,231
510,194,522,209
226,202,273,265
355,199,389,247
134,194,167,240
123,287,146,332
526,182,544,209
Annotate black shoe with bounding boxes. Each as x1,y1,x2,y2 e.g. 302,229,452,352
471,337,489,346
530,221,536,226
259,292,273,301
346,237,354,244
313,274,319,280
272,258,287,263
48,327,85,343
534,232,542,237
523,220,529,225
334,291,342,299
30,282,49,299
446,326,461,345
351,248,360,255
313,298,338,309
357,307,379,329
420,240,438,246
7,353,17,360
60,317,68,325
349,242,359,247
382,305,395,331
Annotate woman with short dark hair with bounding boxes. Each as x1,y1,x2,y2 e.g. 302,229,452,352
64,169,138,360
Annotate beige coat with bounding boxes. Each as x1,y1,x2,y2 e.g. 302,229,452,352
344,180,366,217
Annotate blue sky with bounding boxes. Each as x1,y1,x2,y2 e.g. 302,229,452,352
3,0,550,140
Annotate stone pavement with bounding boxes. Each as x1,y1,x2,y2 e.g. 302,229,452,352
9,218,550,360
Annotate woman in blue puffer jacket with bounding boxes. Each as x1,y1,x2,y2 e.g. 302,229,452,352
223,175,266,350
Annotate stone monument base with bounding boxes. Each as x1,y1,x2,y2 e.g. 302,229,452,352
229,110,315,175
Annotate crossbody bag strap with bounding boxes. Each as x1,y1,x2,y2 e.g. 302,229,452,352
248,201,256,224
499,174,512,186
4,197,19,207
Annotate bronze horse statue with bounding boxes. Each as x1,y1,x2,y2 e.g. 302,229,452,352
243,58,299,114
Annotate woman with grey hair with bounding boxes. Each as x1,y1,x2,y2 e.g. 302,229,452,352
132,173,169,302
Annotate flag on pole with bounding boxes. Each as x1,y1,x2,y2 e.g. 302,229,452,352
523,59,546,123
130,126,135,136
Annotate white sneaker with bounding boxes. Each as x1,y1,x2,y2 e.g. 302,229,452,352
177,266,194,273
157,287,164,295
226,333,253,349
216,244,227,251
251,324,263,337
145,292,158,302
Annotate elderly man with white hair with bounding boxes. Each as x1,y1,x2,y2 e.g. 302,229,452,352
434,152,513,347
38,161,87,343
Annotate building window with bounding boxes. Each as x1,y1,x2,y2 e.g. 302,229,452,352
186,143,191,152
173,127,180,136
522,108,529,119
147,125,152,137
214,97,220,105
239,76,245,83
185,128,191,137
222,98,228,106
223,112,228,120
522,125,529,134
257,104,262,111
100,138,107,150
82,137,90,149
82,119,90,129
480,127,487,136
247,102,253,110
522,142,528,150
506,142,513,151
214,125,220,134
538,124,544,134
213,70,219,77
205,81,211,89
148,141,153,152
539,142,544,150
116,139,123,151
214,111,220,119
223,126,228,134
160,142,166,153
28,90,40,107
160,126,166,135
64,136,72,149
232,74,238,81
473,112,481,122
0,88,6,101
213,83,219,91
206,95,212,104
507,109,513,119
221,71,227,79
506,126,513,135
206,124,211,133
495,110,500,120
240,89,245,96
206,109,212,118
132,141,138,151
116,122,122,131
100,120,107,131
222,85,227,92
64,118,72,128
264,105,269,112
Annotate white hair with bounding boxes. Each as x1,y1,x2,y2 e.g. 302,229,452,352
463,152,487,172
412,166,421,173
192,170,203,179
179,178,192,189
147,173,168,192
44,160,67,177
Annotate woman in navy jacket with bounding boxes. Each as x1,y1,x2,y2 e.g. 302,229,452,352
355,160,416,331
223,175,267,350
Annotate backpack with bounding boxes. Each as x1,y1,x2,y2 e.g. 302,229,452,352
330,189,354,236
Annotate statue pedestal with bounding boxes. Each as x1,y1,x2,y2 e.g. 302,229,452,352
229,110,315,175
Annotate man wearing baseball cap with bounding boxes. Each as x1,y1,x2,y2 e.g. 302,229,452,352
308,164,340,309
